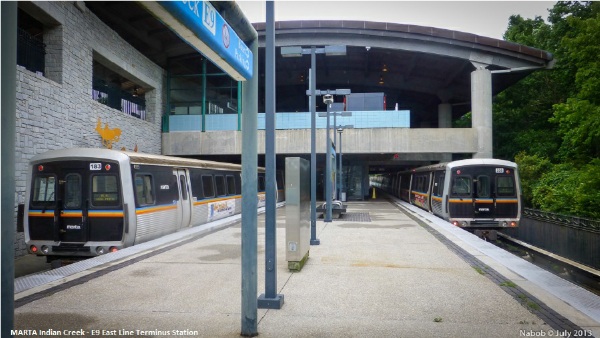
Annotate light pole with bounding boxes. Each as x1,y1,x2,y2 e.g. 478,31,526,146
337,127,343,202
336,125,353,201
281,45,346,244
318,110,351,222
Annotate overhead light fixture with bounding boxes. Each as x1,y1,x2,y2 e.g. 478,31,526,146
382,64,388,72
378,76,384,85
132,87,139,97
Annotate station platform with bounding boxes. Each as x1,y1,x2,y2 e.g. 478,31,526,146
14,198,600,337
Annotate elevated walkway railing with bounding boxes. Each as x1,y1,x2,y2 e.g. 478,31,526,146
164,110,410,132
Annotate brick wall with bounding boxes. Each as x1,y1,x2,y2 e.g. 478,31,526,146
14,2,165,256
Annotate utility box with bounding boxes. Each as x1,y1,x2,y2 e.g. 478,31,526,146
285,157,311,271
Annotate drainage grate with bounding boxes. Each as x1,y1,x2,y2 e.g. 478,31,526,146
335,212,371,222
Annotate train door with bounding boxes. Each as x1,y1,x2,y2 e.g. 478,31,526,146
449,173,474,218
58,169,88,243
474,174,494,218
174,169,192,228
29,166,88,243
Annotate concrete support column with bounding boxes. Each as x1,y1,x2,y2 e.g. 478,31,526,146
470,65,493,158
438,103,452,128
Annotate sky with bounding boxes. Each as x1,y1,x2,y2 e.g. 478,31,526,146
235,1,556,40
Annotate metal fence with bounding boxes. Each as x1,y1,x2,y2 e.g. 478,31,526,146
17,27,46,75
92,79,146,120
504,208,600,270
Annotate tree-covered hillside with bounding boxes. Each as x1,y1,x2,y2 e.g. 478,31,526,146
493,1,600,218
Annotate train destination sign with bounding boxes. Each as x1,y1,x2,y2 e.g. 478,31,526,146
141,1,253,81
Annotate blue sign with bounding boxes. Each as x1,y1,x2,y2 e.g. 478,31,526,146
158,1,253,80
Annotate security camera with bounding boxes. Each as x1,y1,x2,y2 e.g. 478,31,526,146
323,94,334,105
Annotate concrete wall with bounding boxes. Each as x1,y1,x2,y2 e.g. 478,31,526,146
162,128,478,155
14,2,165,256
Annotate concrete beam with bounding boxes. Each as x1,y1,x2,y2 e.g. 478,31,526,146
162,128,478,156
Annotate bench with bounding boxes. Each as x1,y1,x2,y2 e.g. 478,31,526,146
316,201,347,218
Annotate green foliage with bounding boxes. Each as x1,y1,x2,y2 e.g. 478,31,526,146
495,2,600,219
531,161,600,218
551,99,600,162
514,153,552,208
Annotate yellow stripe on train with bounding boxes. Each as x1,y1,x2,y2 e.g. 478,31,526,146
135,205,177,215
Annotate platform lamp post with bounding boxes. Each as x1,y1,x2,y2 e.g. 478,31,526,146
281,45,346,244
318,110,351,222
337,125,353,201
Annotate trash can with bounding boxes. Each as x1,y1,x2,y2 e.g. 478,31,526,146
341,191,346,202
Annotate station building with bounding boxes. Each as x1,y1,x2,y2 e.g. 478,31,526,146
10,1,553,256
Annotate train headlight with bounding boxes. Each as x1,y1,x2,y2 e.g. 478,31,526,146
95,247,106,255
501,221,508,227
41,245,49,254
461,221,468,227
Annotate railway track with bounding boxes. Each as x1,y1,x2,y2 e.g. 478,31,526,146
494,232,600,296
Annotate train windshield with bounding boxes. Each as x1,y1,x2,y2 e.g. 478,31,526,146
496,176,516,196
451,176,471,196
32,175,56,206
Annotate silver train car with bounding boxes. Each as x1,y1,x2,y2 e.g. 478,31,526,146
24,148,284,260
374,159,521,237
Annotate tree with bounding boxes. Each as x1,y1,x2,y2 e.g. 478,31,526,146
496,1,600,218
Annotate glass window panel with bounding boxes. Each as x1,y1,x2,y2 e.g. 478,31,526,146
452,176,471,196
497,176,515,197
135,174,154,206
202,175,215,198
64,174,81,209
32,175,56,206
215,175,225,196
226,175,235,195
92,175,120,207
179,175,188,200
477,176,490,198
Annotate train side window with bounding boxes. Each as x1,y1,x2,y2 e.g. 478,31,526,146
476,175,490,198
226,175,235,195
452,176,471,196
215,175,226,196
179,175,188,200
202,175,215,198
92,175,120,207
258,176,265,192
135,174,155,206
276,172,284,191
433,173,445,197
32,175,56,206
64,173,81,209
496,176,515,197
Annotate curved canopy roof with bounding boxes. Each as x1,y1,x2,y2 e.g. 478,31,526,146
252,20,554,125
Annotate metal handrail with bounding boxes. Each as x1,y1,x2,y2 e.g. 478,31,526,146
523,208,600,233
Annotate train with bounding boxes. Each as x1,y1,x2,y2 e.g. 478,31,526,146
24,148,284,261
372,159,521,239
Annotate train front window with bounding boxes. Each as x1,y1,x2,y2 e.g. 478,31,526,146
476,175,490,198
451,176,471,197
32,175,56,206
496,176,515,197
64,173,81,209
92,175,120,207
